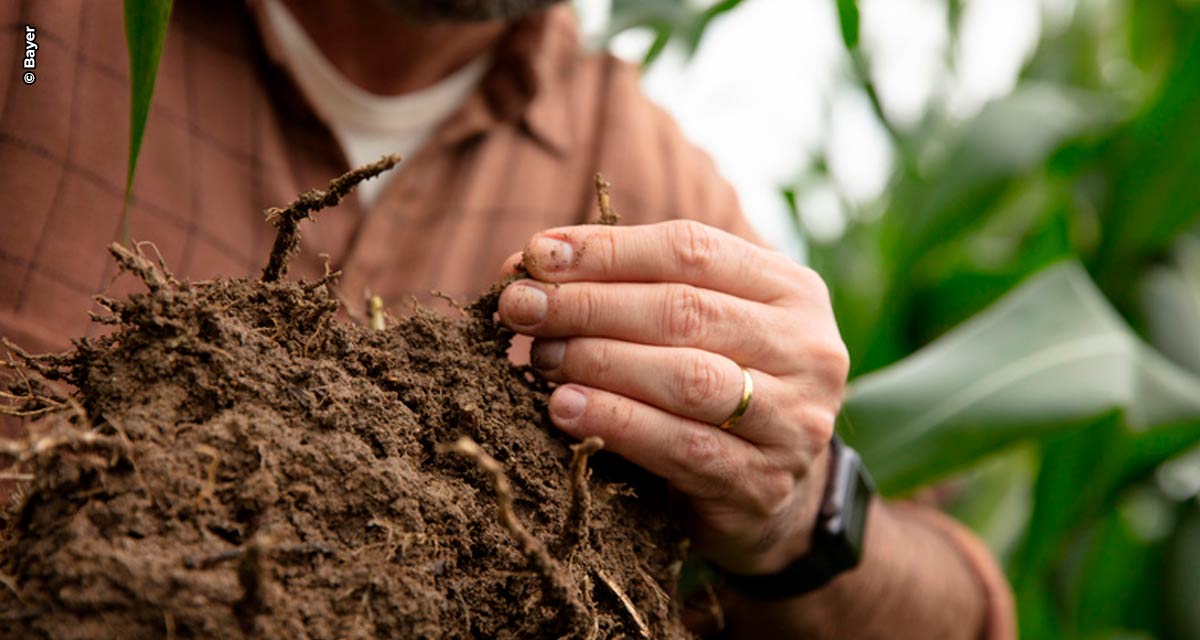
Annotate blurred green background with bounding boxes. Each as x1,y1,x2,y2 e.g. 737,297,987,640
602,0,1200,637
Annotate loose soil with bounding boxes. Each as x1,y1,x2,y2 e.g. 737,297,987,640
0,158,692,639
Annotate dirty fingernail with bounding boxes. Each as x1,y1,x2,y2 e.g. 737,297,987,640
528,236,573,272
504,283,548,326
551,386,587,424
531,339,566,371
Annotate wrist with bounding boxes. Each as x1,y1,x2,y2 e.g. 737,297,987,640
716,436,875,599
750,444,831,574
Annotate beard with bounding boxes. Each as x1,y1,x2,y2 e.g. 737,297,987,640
379,0,564,22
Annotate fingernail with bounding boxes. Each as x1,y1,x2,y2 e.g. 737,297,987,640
531,339,566,371
505,283,548,326
527,236,573,272
551,386,587,424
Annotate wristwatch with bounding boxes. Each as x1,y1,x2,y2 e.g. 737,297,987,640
718,435,875,600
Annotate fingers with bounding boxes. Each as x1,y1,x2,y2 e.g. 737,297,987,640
498,280,795,371
546,383,793,513
531,337,791,448
500,252,524,278
519,221,813,304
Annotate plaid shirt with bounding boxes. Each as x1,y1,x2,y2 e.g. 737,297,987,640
0,0,751,354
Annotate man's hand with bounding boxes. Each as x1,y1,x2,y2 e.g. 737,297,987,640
498,220,850,575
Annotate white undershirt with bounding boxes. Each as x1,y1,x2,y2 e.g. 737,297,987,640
260,0,491,206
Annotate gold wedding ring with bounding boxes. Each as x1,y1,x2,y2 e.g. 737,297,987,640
719,367,754,430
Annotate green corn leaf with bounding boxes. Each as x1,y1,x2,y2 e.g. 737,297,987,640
1137,231,1200,375
852,84,1117,374
835,0,859,51
1010,416,1200,627
1065,486,1175,637
1094,17,1200,291
121,0,174,240
841,260,1200,494
881,85,1114,275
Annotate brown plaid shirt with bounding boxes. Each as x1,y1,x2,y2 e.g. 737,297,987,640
0,0,752,355
0,2,1012,636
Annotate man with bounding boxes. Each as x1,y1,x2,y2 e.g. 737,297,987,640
0,0,1013,637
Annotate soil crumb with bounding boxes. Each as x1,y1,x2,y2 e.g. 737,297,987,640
0,162,691,639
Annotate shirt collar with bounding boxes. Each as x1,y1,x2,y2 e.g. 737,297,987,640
442,5,579,156
249,1,580,158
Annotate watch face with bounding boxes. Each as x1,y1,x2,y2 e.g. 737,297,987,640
844,462,873,561
821,441,874,567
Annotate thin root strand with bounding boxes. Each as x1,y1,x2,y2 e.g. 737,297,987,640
563,437,604,554
0,431,123,463
593,174,620,225
108,242,168,293
439,436,595,639
595,568,650,639
262,154,402,282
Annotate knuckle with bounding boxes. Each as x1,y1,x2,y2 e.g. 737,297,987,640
586,339,616,379
751,469,796,518
570,286,599,332
765,439,809,473
791,265,831,303
683,427,723,469
679,429,735,499
810,338,851,385
589,229,620,274
669,220,719,274
678,356,726,408
664,285,709,343
793,405,836,448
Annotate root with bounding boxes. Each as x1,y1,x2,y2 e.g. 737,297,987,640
5,482,29,515
0,431,122,463
135,240,179,286
303,314,333,357
431,290,467,316
0,571,24,604
234,533,269,635
636,564,671,611
94,295,122,313
593,174,620,225
595,568,650,639
109,242,168,293
87,311,121,325
0,391,68,418
262,154,402,282
181,535,339,633
562,437,604,554
0,356,70,420
700,581,726,631
2,339,70,381
0,470,33,482
88,294,123,324
440,437,595,639
301,266,342,293
0,358,72,417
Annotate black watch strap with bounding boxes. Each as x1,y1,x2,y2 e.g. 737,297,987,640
718,435,875,600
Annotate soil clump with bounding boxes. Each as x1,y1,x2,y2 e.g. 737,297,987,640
0,158,691,639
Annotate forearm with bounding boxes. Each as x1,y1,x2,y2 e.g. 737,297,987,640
721,499,990,639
